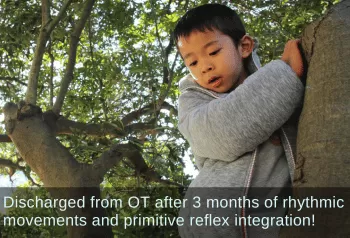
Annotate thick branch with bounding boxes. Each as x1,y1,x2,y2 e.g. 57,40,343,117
170,52,179,74
0,158,21,170
152,3,165,61
91,144,130,182
24,31,50,104
165,36,174,60
162,101,178,114
42,0,51,25
87,17,109,120
157,42,177,112
52,0,95,115
0,134,12,142
2,116,124,141
0,158,40,186
121,106,152,125
55,118,162,138
48,41,54,107
124,122,156,133
40,108,172,139
47,0,73,33
162,36,174,85
55,117,125,137
25,0,73,105
121,101,177,125
121,143,182,187
91,143,182,187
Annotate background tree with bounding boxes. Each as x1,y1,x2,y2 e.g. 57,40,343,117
0,0,346,237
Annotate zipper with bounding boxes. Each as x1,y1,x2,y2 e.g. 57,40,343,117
183,80,260,238
281,128,295,184
241,148,258,238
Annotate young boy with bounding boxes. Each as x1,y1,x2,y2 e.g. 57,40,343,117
173,4,304,238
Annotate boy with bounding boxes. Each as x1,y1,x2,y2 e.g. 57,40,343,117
173,3,304,238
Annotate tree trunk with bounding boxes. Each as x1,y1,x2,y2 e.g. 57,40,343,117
281,1,350,237
294,0,350,187
3,103,113,237
48,187,114,238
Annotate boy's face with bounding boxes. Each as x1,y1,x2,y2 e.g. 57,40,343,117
177,29,252,93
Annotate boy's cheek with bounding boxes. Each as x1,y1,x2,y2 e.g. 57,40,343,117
190,71,198,80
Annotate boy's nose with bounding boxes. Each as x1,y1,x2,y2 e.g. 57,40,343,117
201,63,214,74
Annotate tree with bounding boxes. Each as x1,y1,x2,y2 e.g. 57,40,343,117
1,0,192,236
0,0,346,237
294,0,350,187
280,1,350,237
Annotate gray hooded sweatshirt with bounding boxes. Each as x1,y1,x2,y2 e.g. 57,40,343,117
177,51,304,238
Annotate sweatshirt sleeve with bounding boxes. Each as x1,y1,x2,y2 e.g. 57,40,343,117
178,60,304,162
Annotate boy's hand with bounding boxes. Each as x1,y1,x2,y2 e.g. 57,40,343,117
281,40,304,78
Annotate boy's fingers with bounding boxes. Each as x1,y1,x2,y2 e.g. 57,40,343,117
281,39,304,78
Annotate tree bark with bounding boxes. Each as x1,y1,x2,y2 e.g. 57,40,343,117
2,102,177,237
3,103,114,237
295,0,350,187
281,1,350,237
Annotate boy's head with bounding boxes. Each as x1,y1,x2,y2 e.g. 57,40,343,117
173,4,254,93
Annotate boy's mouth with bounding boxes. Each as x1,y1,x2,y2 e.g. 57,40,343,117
208,76,222,87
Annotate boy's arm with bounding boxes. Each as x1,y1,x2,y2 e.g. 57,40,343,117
178,60,304,162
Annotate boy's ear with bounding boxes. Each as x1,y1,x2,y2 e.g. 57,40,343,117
240,35,254,59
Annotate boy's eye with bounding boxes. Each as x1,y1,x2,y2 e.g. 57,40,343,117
209,48,221,56
189,61,197,67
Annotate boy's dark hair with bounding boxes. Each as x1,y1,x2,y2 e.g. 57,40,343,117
173,4,246,48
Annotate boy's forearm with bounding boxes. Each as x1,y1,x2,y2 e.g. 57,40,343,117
178,60,304,161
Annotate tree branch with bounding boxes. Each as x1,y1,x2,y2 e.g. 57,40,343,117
120,143,183,187
47,0,73,33
0,134,12,143
48,40,54,107
87,17,109,121
124,122,156,133
42,107,176,139
55,118,164,138
91,143,182,187
0,158,21,170
0,77,27,86
151,2,165,62
41,0,51,26
91,144,130,183
0,158,40,186
3,115,162,142
170,51,179,75
121,106,152,126
52,0,95,115
121,101,177,126
162,36,174,85
22,169,41,187
55,117,125,137
25,0,73,105
150,0,176,110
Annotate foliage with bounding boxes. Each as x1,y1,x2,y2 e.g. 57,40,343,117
0,186,67,237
